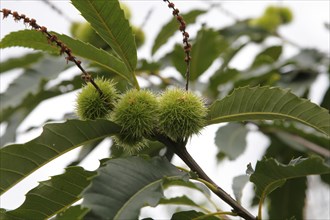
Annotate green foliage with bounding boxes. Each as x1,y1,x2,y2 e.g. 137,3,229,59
173,28,228,80
249,6,293,32
207,86,330,136
0,56,67,115
152,9,206,55
82,156,188,220
250,156,330,201
0,30,133,82
71,22,108,49
0,52,43,74
76,78,118,120
0,120,121,194
71,0,137,75
268,178,307,220
159,88,207,141
0,1,329,219
0,30,59,54
1,167,95,220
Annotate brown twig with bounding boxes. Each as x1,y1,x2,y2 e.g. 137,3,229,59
163,0,191,91
155,134,257,220
1,8,103,95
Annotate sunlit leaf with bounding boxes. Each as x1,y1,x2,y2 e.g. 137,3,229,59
2,167,95,220
71,0,137,73
151,10,206,55
82,156,188,220
0,30,58,54
207,86,330,136
214,123,249,160
0,119,121,195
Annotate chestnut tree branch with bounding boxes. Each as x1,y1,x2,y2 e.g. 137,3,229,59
155,134,257,220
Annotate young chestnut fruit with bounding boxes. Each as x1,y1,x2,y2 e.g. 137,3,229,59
111,89,159,151
76,78,118,120
249,6,293,33
159,88,207,141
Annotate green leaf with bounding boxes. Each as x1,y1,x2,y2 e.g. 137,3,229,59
2,167,95,220
171,28,228,80
250,156,330,200
171,44,186,75
151,9,206,55
268,177,307,220
0,119,121,195
0,30,58,54
171,210,219,220
219,21,269,42
55,206,89,220
207,86,330,136
0,56,67,113
82,156,188,220
71,0,137,73
56,33,132,82
0,30,132,83
159,195,201,208
214,123,249,160
259,121,330,155
190,28,228,81
0,52,43,74
251,45,282,67
0,75,84,145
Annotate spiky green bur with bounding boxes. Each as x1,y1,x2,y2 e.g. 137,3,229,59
159,88,207,141
111,89,159,150
76,78,118,120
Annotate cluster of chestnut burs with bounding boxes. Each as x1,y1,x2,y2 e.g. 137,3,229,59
76,78,207,152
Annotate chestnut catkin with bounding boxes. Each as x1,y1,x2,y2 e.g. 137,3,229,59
111,89,159,150
159,88,207,141
76,78,118,120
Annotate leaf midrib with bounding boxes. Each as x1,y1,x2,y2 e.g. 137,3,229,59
85,0,133,73
207,112,328,134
